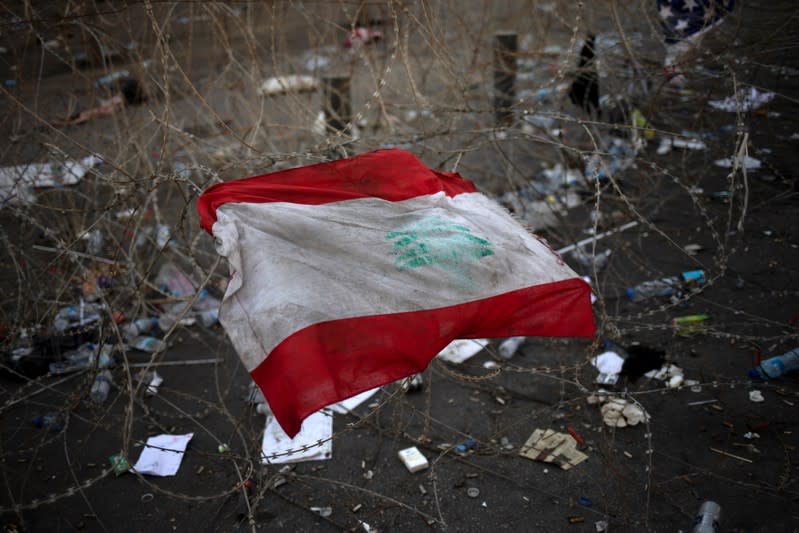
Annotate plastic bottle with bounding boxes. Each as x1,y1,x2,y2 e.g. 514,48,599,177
128,335,167,353
49,343,98,374
198,308,219,327
144,371,163,395
691,501,721,533
53,302,103,331
122,317,158,340
33,412,63,431
90,370,112,403
749,347,799,380
95,69,130,87
625,277,680,302
64,342,97,364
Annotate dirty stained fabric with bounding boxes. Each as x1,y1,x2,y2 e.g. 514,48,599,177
198,149,595,437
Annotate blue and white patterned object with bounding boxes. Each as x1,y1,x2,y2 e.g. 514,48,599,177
657,0,735,44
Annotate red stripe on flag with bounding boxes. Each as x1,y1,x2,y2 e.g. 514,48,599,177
251,277,595,437
198,149,477,233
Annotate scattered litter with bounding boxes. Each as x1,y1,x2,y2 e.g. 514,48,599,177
684,243,704,255
128,358,221,368
310,506,332,518
519,429,588,470
714,155,761,170
262,410,332,464
328,388,380,414
692,501,722,533
748,390,764,403
455,439,477,454
344,28,383,49
743,432,760,440
749,346,799,380
1,155,101,207
467,487,480,498
131,433,194,477
645,363,686,388
436,339,488,364
595,520,608,532
398,446,429,473
568,516,585,524
708,87,776,112
709,447,752,463
95,70,130,88
579,496,593,507
584,137,636,181
656,136,706,155
498,336,525,360
303,53,330,71
592,350,624,385
109,454,130,476
128,335,167,353
681,269,706,286
244,382,266,404
582,276,597,304
571,248,612,272
402,373,424,393
600,398,649,427
687,399,717,406
257,75,318,96
673,314,710,337
144,371,163,396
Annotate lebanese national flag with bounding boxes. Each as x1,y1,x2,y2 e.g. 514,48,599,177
198,149,595,437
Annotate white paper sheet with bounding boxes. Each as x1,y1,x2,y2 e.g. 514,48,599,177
436,339,488,364
328,388,379,414
261,410,332,464
131,433,194,476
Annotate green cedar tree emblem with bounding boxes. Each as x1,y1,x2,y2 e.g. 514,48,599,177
385,215,494,289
